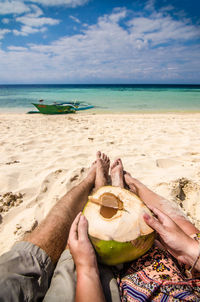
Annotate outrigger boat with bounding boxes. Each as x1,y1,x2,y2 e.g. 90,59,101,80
28,100,94,114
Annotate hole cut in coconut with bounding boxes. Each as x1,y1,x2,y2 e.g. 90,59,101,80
89,192,123,219
100,205,118,219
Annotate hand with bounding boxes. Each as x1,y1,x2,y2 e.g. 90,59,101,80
68,213,98,273
143,207,199,266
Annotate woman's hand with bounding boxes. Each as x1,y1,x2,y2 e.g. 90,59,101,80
68,212,98,273
144,207,199,267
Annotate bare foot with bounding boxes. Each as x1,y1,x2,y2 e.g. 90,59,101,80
110,158,124,188
124,172,143,195
94,151,110,191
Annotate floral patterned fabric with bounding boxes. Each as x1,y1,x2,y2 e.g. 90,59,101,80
115,245,200,302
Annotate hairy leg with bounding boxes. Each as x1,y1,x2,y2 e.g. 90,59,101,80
124,172,199,235
24,161,96,263
110,158,124,188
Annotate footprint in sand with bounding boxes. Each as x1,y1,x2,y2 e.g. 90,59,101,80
156,158,181,169
5,160,20,165
32,168,76,221
70,175,79,182
26,166,88,223
14,219,38,236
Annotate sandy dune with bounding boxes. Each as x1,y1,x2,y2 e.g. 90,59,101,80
0,113,200,255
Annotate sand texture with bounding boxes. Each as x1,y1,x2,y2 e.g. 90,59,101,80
0,113,200,255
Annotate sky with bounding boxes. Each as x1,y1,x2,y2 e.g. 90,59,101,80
0,0,200,84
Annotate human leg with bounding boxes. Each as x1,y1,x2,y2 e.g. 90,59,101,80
0,152,111,302
124,172,199,235
43,153,121,302
24,151,109,264
24,168,95,263
0,166,95,302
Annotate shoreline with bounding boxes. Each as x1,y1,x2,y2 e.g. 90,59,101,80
0,112,200,255
1,109,200,115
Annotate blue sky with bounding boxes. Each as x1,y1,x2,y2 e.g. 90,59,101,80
0,0,200,84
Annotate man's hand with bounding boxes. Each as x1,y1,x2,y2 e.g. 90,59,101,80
68,213,98,273
143,207,199,267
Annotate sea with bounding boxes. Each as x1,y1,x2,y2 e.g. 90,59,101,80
0,84,200,113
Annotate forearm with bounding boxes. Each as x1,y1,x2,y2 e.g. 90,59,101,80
76,267,106,302
136,182,199,235
25,176,94,263
136,181,171,210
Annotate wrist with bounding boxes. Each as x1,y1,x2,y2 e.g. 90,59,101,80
77,264,100,279
183,239,199,267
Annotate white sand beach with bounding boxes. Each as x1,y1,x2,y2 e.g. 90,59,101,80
0,113,200,255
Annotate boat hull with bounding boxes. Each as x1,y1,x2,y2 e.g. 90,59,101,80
32,103,76,114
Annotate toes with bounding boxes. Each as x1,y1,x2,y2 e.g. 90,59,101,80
105,159,110,171
111,159,118,170
117,158,123,168
111,158,121,170
102,153,110,165
105,155,110,165
92,160,96,166
96,151,101,159
102,153,108,161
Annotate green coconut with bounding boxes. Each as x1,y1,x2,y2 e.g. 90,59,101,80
83,186,155,266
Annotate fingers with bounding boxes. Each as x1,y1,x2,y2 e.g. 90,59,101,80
150,207,173,225
68,212,82,242
78,215,90,242
143,211,164,234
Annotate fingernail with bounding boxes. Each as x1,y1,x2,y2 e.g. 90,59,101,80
143,213,150,220
80,215,85,221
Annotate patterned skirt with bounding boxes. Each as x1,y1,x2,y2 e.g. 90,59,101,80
115,245,200,302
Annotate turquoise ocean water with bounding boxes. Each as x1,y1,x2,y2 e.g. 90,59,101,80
0,84,200,113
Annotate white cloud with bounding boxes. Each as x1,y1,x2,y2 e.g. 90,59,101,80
31,0,89,8
16,16,60,27
12,4,60,36
26,4,43,17
160,5,174,12
0,5,200,83
69,15,81,23
13,25,47,36
0,28,10,39
145,0,156,12
108,8,127,23
0,0,30,15
7,46,28,51
127,14,200,46
0,0,89,17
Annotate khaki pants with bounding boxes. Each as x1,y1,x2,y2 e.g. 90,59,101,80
0,242,120,302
